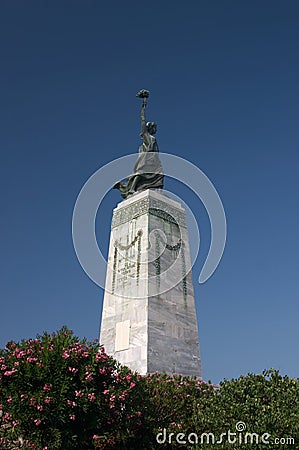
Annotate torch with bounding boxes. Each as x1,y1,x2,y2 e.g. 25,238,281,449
136,89,150,108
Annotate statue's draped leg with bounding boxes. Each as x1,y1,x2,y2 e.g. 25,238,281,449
113,176,135,199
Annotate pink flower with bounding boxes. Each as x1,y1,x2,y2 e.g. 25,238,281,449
67,400,77,408
15,350,26,359
62,350,70,359
137,411,142,417
44,397,51,404
43,384,52,392
68,367,78,374
88,393,96,402
4,412,12,421
129,382,136,389
7,397,13,404
93,435,99,440
69,414,75,421
34,419,41,426
12,420,19,427
95,351,108,362
84,373,93,382
4,369,18,376
75,390,84,398
27,357,38,363
103,390,109,395
37,405,43,411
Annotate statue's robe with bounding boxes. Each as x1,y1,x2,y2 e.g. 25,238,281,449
114,132,164,199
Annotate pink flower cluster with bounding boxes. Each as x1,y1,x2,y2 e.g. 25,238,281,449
88,392,96,402
62,342,90,360
75,390,84,398
14,349,26,359
67,399,77,408
84,366,93,382
95,346,109,363
3,368,18,376
43,383,52,392
27,357,38,363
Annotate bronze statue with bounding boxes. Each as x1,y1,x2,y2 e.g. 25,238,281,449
113,90,164,199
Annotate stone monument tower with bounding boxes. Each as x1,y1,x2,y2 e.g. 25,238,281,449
100,90,201,378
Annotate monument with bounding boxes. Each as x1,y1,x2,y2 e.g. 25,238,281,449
100,90,202,377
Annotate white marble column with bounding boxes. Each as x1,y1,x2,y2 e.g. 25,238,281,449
100,189,201,378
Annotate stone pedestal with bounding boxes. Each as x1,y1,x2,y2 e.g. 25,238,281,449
100,189,201,377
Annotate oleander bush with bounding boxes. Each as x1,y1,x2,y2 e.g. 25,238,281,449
0,327,144,449
0,327,298,449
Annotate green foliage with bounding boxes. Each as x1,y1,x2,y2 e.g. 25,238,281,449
191,369,299,449
1,328,298,449
139,372,215,447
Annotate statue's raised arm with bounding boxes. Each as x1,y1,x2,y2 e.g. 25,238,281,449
137,89,152,150
136,89,158,152
140,98,147,136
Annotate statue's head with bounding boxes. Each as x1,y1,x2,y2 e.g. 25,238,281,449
146,122,157,135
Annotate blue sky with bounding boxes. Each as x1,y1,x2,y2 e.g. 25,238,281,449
0,0,298,383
